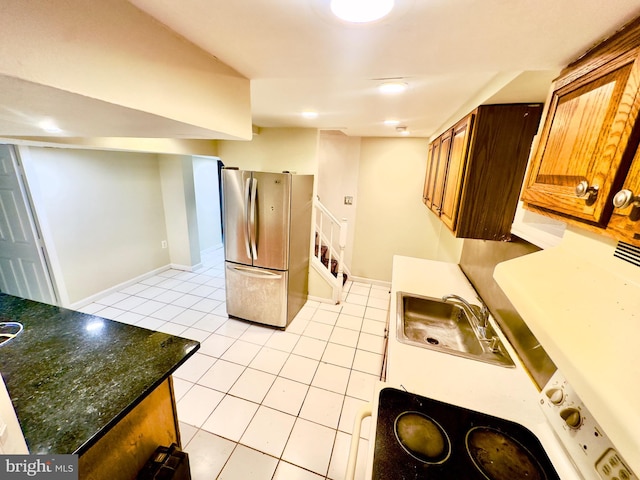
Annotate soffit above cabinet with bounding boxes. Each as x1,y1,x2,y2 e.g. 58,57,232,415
0,0,251,140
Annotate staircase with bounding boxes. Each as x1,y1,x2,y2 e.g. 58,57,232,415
315,234,348,285
313,200,349,303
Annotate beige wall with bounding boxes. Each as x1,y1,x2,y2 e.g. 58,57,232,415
217,128,319,174
350,137,455,282
0,0,251,140
317,131,361,268
21,147,169,305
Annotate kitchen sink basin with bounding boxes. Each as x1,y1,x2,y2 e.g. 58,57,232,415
0,322,23,347
396,292,514,367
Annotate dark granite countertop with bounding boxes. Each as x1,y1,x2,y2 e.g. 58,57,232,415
0,293,199,455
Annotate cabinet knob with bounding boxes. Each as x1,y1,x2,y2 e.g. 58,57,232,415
575,180,599,199
612,189,638,209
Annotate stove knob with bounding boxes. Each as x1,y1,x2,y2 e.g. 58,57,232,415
560,408,582,429
545,388,564,405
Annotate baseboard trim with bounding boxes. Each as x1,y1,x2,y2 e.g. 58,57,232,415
69,264,173,310
170,262,203,272
347,275,391,290
306,295,337,305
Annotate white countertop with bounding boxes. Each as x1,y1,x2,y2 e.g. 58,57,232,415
361,255,581,480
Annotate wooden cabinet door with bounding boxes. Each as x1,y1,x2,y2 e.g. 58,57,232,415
608,149,640,245
431,128,453,216
423,142,437,207
522,49,640,226
441,114,473,231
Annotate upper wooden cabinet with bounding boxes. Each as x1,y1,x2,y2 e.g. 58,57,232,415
521,49,640,226
440,115,473,231
521,16,640,246
423,103,543,240
431,128,453,216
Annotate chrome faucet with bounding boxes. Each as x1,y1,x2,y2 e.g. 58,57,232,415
442,294,490,338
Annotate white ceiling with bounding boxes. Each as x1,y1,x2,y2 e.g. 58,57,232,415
5,0,640,139
130,0,640,137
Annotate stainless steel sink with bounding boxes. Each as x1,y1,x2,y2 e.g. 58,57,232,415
396,292,514,367
0,322,23,347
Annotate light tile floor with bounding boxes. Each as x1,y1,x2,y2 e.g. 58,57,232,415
80,247,388,479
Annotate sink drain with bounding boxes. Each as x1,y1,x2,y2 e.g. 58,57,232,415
425,337,440,346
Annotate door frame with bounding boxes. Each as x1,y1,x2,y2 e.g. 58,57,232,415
7,144,63,306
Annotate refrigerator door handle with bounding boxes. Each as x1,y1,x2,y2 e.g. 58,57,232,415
243,177,252,259
231,265,283,279
249,177,258,260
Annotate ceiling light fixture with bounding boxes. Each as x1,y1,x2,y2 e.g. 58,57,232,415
396,126,410,135
38,120,62,134
379,81,408,94
330,0,395,23
301,110,319,119
384,119,401,126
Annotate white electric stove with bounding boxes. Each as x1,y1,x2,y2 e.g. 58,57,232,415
539,370,637,480
346,255,638,480
350,367,637,480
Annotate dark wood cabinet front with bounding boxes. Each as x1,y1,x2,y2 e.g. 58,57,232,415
430,128,453,216
440,114,473,231
423,104,542,240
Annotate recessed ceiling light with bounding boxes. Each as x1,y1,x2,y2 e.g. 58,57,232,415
330,0,395,23
301,110,319,119
38,120,62,133
396,126,410,135
384,119,401,126
378,81,408,94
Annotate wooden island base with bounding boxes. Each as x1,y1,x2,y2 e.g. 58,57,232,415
79,377,181,480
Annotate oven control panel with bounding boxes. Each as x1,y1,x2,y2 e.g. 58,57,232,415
540,371,637,480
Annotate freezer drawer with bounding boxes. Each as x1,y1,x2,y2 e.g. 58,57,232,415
225,262,288,327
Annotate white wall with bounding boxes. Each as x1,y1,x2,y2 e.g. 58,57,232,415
159,155,201,269
350,137,455,282
22,147,169,305
317,131,361,269
193,156,223,252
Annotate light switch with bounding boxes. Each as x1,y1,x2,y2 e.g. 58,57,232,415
344,196,353,205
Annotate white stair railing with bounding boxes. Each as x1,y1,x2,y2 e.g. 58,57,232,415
313,200,348,303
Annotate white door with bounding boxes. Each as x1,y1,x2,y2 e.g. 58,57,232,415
0,145,56,304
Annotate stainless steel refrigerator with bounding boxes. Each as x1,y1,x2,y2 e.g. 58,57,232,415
222,168,314,328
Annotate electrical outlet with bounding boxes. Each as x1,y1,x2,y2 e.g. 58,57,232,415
161,240,168,249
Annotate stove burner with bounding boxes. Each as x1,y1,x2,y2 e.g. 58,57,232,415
395,411,451,464
466,426,546,480
373,388,561,480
